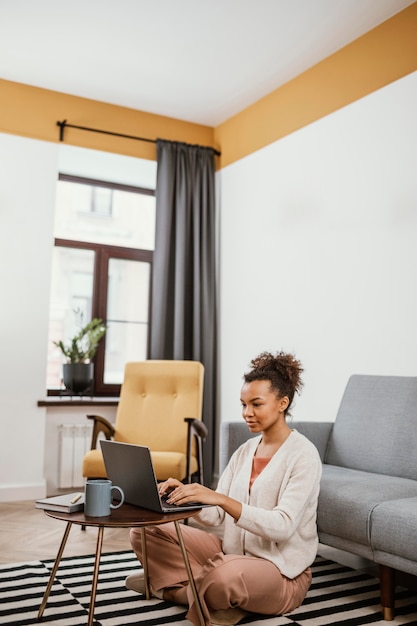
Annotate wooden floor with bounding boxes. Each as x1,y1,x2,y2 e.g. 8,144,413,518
0,500,132,564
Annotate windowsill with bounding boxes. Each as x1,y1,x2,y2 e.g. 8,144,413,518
38,397,119,407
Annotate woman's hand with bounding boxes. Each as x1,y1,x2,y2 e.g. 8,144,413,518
158,477,183,495
158,478,242,521
168,482,220,505
159,478,217,505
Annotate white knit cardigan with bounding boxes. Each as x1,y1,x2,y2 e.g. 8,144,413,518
195,429,322,578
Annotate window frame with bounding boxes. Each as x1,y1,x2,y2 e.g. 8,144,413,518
48,174,155,397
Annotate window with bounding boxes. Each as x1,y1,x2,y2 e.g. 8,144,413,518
46,174,156,396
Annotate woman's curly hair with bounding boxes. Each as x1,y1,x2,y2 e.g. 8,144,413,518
243,351,303,416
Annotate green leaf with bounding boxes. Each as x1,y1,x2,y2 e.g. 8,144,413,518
53,315,106,363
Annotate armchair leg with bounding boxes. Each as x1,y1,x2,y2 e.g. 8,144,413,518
380,564,395,620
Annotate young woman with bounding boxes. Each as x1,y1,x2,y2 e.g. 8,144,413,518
127,351,322,626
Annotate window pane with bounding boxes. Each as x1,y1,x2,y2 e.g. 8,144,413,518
47,247,95,389
54,180,155,249
104,322,148,384
104,258,150,384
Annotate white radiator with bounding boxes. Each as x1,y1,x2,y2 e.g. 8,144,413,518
58,424,93,488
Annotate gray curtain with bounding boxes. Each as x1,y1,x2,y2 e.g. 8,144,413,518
150,139,217,485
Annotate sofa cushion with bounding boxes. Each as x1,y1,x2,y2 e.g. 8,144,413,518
325,375,417,479
318,465,417,547
371,497,417,564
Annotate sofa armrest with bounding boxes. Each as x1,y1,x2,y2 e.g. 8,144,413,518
291,420,333,461
219,421,257,474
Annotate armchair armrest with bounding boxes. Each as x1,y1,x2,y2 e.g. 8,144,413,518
87,414,115,450
184,417,208,485
185,417,208,440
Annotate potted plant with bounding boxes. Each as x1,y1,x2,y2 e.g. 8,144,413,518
53,313,106,394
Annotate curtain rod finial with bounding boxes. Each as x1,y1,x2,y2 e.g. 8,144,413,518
56,119,67,142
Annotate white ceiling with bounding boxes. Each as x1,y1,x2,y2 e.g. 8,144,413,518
1,0,414,126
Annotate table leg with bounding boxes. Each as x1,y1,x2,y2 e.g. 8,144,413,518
140,528,151,599
174,520,205,626
87,526,104,626
38,521,72,619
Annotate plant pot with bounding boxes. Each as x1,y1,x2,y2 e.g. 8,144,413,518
63,362,94,394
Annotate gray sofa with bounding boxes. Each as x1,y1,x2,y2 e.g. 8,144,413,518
219,374,417,621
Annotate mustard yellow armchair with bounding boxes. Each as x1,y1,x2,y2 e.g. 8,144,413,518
82,360,207,484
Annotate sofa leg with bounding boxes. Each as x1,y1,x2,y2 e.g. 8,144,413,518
380,564,395,620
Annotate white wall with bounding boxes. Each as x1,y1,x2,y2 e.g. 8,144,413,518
218,71,417,425
0,138,156,501
0,134,59,500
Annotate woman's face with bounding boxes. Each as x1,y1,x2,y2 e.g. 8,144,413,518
240,379,288,433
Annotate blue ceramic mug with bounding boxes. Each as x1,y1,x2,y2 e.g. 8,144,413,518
84,479,124,517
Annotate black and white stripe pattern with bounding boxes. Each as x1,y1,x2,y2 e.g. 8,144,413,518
1,553,416,625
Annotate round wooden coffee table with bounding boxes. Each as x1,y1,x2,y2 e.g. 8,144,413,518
37,503,204,626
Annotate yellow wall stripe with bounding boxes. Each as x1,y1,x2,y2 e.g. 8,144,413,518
215,2,417,168
0,79,216,161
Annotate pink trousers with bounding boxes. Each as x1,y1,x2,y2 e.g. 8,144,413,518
130,522,311,626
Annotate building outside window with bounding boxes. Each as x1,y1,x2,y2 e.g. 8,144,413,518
46,174,156,396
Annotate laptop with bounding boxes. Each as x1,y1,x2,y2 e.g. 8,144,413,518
100,440,207,513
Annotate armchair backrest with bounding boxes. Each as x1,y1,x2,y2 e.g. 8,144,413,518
114,360,204,454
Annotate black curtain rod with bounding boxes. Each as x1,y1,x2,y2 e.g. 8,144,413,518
56,119,221,156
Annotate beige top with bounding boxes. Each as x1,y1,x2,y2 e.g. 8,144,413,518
195,429,322,578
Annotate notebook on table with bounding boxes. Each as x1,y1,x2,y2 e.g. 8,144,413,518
35,492,84,513
100,440,208,513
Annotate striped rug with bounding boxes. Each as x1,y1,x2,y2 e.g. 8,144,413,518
1,551,417,625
